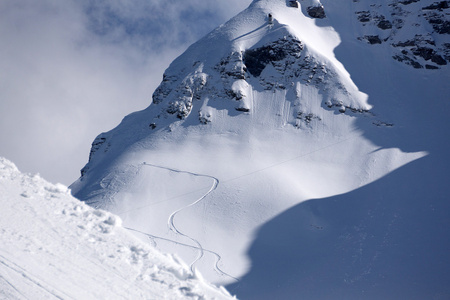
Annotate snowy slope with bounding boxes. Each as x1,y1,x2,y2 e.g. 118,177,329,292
0,157,234,299
70,0,449,296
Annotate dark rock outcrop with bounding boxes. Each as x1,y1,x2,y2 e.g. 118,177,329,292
355,1,449,69
430,20,450,34
393,54,423,68
399,0,420,4
297,112,321,125
377,19,393,29
287,0,299,8
244,37,303,77
363,35,382,44
425,64,439,69
307,6,326,19
412,47,447,65
423,1,449,10
356,11,371,22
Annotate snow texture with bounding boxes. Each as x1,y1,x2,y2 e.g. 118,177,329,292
0,157,234,299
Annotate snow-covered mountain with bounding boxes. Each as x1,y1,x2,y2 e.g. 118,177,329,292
0,157,234,299
71,0,450,298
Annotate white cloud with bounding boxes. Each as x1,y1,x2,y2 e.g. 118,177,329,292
0,0,251,185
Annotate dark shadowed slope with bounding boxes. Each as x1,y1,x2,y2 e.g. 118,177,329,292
228,1,450,298
228,152,450,300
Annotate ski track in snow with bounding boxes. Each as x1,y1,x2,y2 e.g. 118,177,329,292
125,227,239,282
138,163,221,274
232,23,286,43
0,272,27,300
0,254,66,300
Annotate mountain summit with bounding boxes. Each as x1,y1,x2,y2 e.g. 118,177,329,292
75,0,374,182
71,0,450,298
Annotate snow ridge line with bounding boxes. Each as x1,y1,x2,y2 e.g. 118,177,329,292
125,227,239,282
141,162,219,273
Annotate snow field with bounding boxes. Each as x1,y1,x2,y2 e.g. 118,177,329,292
0,157,234,299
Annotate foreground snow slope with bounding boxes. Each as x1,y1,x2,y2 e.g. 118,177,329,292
0,157,233,299
71,0,449,295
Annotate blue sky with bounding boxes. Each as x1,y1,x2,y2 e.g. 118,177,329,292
0,0,251,184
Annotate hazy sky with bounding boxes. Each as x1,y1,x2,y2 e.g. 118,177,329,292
0,0,251,185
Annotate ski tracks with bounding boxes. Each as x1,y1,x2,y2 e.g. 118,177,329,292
139,163,229,278
125,227,239,282
0,253,66,300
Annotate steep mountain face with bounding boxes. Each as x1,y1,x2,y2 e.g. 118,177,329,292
71,0,450,297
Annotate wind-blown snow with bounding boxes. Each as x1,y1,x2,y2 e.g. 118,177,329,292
0,157,234,299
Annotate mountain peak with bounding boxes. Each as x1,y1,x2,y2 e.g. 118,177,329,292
70,0,448,290
147,0,369,124
73,0,371,179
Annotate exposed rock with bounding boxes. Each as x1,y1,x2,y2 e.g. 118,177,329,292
355,2,449,70
412,47,435,60
307,6,326,19
80,135,110,176
80,167,88,177
393,54,423,68
287,0,299,8
373,121,394,127
365,35,383,44
393,36,435,47
324,99,369,114
235,107,250,112
226,89,243,101
216,52,246,80
88,136,107,162
423,4,450,34
243,36,342,94
411,47,447,65
297,112,321,124
431,53,447,65
198,111,212,124
398,0,420,4
392,18,405,29
422,1,449,11
152,75,178,105
442,43,450,61
433,20,450,34
356,11,371,22
377,19,393,29
393,40,417,47
167,100,193,119
244,37,303,77
425,64,439,69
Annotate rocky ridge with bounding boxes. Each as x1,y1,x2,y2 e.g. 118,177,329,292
353,0,449,69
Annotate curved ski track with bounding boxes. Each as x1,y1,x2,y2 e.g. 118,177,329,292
139,163,222,275
125,227,239,282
